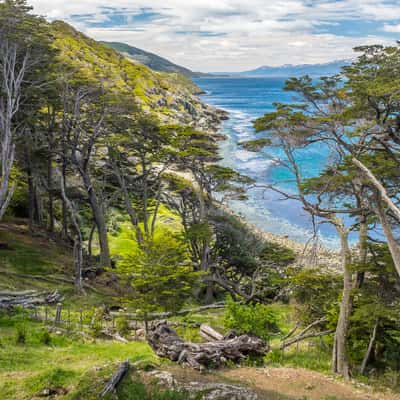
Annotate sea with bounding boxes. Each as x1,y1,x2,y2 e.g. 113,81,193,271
194,76,341,248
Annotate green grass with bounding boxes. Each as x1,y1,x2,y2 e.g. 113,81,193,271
0,314,156,400
266,346,332,374
0,227,70,276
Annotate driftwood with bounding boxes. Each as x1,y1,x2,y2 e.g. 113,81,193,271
147,321,268,370
100,361,130,397
0,290,63,309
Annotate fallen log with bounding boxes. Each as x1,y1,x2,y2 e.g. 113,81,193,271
100,360,130,397
147,321,268,370
0,290,63,309
200,324,223,342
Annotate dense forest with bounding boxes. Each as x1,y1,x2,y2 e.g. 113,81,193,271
1,1,400,399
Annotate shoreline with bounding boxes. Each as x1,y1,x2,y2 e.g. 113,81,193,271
218,204,341,271
192,88,342,271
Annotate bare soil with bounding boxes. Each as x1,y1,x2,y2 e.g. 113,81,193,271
164,365,400,400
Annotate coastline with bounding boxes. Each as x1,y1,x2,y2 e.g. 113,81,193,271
218,204,341,271
194,90,342,271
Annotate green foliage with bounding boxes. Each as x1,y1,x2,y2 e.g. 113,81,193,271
118,233,201,317
289,267,341,326
224,297,280,341
347,244,400,372
117,375,191,400
115,317,130,335
265,345,331,373
259,242,296,265
39,330,52,346
15,324,27,345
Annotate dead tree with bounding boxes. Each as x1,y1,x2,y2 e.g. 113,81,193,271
147,321,268,370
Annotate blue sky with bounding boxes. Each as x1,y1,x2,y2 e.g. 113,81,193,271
29,0,400,72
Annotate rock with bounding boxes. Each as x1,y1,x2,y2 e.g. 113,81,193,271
38,387,68,397
305,383,315,390
148,370,178,387
185,382,257,400
146,370,257,400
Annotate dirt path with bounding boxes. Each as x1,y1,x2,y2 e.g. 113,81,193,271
163,365,399,400
222,367,400,400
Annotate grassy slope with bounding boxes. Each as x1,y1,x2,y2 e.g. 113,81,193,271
99,41,197,78
51,21,204,124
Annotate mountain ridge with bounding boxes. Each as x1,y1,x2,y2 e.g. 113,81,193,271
100,41,208,78
229,59,352,77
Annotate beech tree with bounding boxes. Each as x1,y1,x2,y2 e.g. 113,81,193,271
248,73,389,377
0,0,53,219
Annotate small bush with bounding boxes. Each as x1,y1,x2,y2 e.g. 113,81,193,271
40,330,52,345
116,317,130,335
224,297,279,341
15,324,27,344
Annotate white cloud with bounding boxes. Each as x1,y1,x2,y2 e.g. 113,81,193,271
28,0,400,71
383,23,400,33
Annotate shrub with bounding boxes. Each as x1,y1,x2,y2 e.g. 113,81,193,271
115,317,130,335
15,324,27,344
40,330,52,345
224,297,279,341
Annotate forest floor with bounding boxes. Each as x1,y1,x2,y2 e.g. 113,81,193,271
1,220,399,400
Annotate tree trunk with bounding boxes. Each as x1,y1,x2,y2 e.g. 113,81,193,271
82,172,110,268
352,157,400,222
60,173,84,293
332,220,352,378
27,163,35,233
88,222,96,257
114,168,143,246
356,214,368,288
360,320,378,375
375,199,400,278
47,131,54,232
147,321,268,371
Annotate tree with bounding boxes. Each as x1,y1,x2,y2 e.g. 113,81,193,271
117,234,201,331
248,76,374,377
0,0,54,219
60,83,112,267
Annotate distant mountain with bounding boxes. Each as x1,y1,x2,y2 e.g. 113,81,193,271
100,41,207,78
236,60,352,77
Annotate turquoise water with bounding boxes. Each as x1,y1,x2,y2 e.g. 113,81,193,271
194,77,340,247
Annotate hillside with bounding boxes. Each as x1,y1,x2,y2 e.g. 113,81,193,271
52,22,224,132
100,41,207,78
237,60,351,77
2,221,398,400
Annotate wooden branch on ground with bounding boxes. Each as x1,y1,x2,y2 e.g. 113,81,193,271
278,317,331,350
101,329,128,343
200,324,223,342
147,321,268,371
100,361,130,397
280,329,334,350
0,290,63,309
0,270,103,294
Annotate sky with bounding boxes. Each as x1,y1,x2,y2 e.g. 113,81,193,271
29,0,400,72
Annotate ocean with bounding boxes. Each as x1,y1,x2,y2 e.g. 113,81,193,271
194,76,340,248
